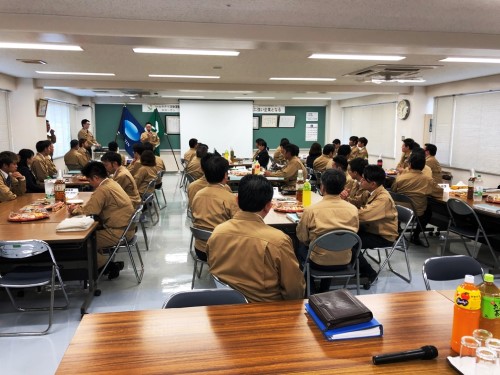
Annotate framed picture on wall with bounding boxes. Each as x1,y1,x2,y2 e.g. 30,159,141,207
166,115,180,134
279,115,295,128
36,99,48,117
253,117,259,130
261,115,278,128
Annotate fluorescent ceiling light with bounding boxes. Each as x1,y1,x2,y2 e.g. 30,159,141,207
440,57,500,63
292,97,331,100
0,42,82,51
234,96,275,99
149,74,220,79
309,54,405,61
134,48,239,56
371,78,426,84
36,71,115,76
94,94,136,97
179,89,254,93
161,95,205,98
269,77,336,81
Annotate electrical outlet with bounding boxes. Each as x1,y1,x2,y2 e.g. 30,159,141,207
401,136,405,141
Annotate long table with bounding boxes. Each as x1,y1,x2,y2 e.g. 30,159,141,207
56,290,456,374
0,193,98,314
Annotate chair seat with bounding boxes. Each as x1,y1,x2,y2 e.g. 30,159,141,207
0,270,52,288
309,266,356,278
448,225,484,238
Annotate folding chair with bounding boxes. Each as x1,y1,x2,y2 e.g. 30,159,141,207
302,230,362,297
179,158,187,189
443,198,499,268
0,240,69,336
364,205,413,283
184,173,195,193
422,255,484,290
189,226,212,289
97,204,145,284
142,179,160,226
155,170,167,210
211,273,232,289
390,191,430,247
162,289,247,308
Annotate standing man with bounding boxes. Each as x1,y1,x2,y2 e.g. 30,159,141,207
424,143,442,184
0,151,26,202
264,143,307,188
206,175,305,302
78,119,100,148
140,122,160,151
31,140,57,187
101,152,141,208
348,136,359,160
46,120,56,160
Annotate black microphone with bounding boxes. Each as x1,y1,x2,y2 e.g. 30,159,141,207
372,345,438,365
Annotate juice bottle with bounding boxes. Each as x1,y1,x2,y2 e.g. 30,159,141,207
303,179,312,207
478,273,500,338
254,160,260,175
467,176,475,200
451,274,481,353
296,170,304,203
54,169,66,203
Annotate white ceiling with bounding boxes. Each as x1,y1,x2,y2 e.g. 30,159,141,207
2,0,500,102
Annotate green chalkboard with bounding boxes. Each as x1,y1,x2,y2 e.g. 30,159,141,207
95,104,325,151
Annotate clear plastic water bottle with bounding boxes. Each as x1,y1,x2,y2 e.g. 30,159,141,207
474,174,483,202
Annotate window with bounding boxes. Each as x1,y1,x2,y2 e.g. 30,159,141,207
46,100,73,159
0,91,10,151
342,102,397,158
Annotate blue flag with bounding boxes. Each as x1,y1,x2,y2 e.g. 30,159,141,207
118,106,144,157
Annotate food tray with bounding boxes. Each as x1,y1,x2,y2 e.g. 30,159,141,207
273,202,304,213
8,212,50,222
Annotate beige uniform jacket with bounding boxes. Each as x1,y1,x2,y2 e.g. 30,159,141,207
268,156,308,188
273,147,286,165
155,156,166,173
78,147,91,163
140,130,160,149
426,156,442,184
31,153,57,186
187,175,208,208
297,195,359,266
78,129,98,146
64,149,87,170
113,166,141,208
0,172,26,202
72,178,135,249
183,148,197,164
192,184,239,252
357,147,368,160
312,154,332,172
397,152,411,169
349,146,359,161
391,169,443,216
186,157,204,180
127,159,142,176
347,180,370,208
345,173,355,192
134,165,158,196
358,185,398,242
206,211,305,303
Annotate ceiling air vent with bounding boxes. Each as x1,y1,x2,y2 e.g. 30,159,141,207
344,64,442,80
16,59,47,64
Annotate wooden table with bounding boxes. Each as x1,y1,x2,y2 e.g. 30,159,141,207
0,193,98,314
56,291,456,374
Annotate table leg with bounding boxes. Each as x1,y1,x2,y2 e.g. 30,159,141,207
80,231,97,315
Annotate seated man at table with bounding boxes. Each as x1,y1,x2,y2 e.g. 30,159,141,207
254,138,270,169
337,144,352,159
206,174,305,302
356,165,399,283
78,138,91,163
134,150,159,196
31,140,57,188
331,155,354,191
101,151,141,208
68,161,135,279
424,143,442,184
264,143,307,188
273,138,289,166
296,169,359,293
340,157,370,208
183,138,198,164
188,153,213,208
143,141,166,173
127,142,145,176
185,143,208,180
108,141,126,166
64,139,88,171
191,155,239,261
313,143,334,173
392,152,443,246
0,151,26,202
396,138,415,172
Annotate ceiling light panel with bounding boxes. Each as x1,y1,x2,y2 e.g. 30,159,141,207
134,48,239,56
149,74,220,79
0,42,82,51
440,57,500,63
309,54,405,61
269,77,336,81
36,71,115,76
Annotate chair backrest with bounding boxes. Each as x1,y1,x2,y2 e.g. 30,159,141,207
162,289,248,308
422,255,484,290
156,170,165,186
446,198,483,231
185,173,195,184
396,205,413,228
211,273,232,289
142,179,157,200
190,226,212,242
390,191,419,213
116,205,143,246
0,239,50,260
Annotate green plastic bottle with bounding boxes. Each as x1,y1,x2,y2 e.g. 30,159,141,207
478,273,500,338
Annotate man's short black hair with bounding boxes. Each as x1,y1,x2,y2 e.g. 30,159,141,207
280,138,290,147
108,141,119,152
140,150,156,167
200,153,214,173
332,139,341,145
238,175,273,212
81,119,89,126
256,139,267,148
189,138,198,148
204,156,229,183
81,161,108,179
358,137,368,146
36,140,51,153
0,151,17,168
133,143,145,155
70,139,79,148
349,136,359,143
424,143,437,156
322,144,335,155
337,144,351,157
143,142,154,151
349,157,368,175
333,155,348,171
196,143,209,158
321,169,346,195
409,148,426,171
101,151,122,165
362,165,386,186
145,122,152,126
79,138,87,147
283,143,299,157
403,138,415,150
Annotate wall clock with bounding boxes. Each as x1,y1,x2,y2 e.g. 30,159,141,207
397,99,410,120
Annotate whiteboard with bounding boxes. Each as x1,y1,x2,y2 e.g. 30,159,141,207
166,116,180,134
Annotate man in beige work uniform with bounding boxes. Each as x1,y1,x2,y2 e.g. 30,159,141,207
101,152,141,208
31,140,57,188
264,143,307,188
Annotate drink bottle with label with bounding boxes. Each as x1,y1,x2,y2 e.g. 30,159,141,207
254,160,260,175
303,179,312,207
478,273,500,338
451,274,481,353
296,170,304,203
54,170,66,203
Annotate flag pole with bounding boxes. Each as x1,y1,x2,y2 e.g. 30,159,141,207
164,132,181,172
114,104,126,142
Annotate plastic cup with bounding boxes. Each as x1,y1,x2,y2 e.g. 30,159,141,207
475,347,497,374
460,336,481,368
485,338,500,374
44,179,55,202
473,329,493,346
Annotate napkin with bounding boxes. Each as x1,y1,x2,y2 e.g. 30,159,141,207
56,216,95,232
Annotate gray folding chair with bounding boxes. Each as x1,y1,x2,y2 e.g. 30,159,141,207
179,158,188,189
155,170,167,210
184,173,195,193
211,273,232,289
422,255,484,290
443,198,499,268
189,226,212,289
302,230,362,297
98,204,145,284
364,205,413,283
142,179,160,226
162,289,247,308
390,191,430,247
0,240,70,336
